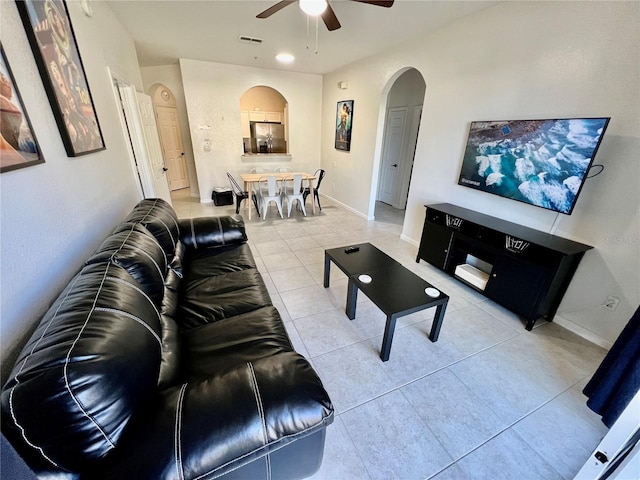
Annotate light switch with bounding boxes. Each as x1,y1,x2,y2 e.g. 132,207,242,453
203,140,211,151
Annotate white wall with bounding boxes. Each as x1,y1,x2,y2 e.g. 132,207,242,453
140,64,199,197
321,1,640,346
178,59,322,202
0,1,144,371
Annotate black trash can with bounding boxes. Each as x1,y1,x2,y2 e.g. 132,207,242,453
212,187,233,206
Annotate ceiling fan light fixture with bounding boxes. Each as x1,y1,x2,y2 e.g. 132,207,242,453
299,0,327,17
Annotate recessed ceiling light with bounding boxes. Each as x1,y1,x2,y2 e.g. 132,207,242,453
276,53,295,64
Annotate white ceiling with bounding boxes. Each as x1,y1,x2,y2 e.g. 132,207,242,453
106,0,500,75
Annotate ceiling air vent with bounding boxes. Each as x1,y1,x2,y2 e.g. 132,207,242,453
238,35,263,45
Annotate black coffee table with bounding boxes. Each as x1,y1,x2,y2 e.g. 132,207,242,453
324,243,449,361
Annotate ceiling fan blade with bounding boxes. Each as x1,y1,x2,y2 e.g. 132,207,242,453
256,0,297,19
350,0,394,7
321,3,341,31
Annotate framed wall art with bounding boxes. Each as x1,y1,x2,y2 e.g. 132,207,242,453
16,0,105,156
335,100,353,151
1,44,45,173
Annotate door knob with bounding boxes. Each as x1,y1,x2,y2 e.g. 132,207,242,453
392,164,398,167
162,167,168,172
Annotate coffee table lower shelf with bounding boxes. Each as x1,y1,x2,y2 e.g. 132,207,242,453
324,243,449,361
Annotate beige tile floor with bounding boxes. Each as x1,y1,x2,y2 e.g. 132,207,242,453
172,187,609,480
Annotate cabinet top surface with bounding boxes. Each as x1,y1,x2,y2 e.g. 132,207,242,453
426,203,593,255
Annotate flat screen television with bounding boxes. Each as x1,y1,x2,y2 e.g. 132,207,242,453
457,118,610,214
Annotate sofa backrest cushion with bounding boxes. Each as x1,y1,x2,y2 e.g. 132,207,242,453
157,314,181,389
86,225,167,306
178,215,247,250
165,241,184,294
124,198,180,260
0,263,162,472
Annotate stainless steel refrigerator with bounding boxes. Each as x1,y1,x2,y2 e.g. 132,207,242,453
251,123,286,153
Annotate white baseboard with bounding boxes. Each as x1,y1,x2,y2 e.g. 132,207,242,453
401,234,419,247
553,314,613,349
319,193,369,220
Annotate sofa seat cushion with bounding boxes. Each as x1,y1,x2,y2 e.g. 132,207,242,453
89,352,334,480
181,306,293,380
0,263,162,472
178,268,272,329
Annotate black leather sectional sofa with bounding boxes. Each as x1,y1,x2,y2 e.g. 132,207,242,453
1,198,334,479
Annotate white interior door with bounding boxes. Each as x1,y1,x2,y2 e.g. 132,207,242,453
136,94,173,203
118,84,172,205
378,107,407,205
397,105,423,209
575,389,640,479
155,106,189,191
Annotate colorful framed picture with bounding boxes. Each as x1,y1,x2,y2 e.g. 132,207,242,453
1,45,45,173
335,100,353,151
16,0,105,156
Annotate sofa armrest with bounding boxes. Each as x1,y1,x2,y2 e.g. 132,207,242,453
92,352,334,479
178,215,247,249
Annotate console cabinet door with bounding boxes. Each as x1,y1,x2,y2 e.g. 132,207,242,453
418,222,454,270
485,254,549,319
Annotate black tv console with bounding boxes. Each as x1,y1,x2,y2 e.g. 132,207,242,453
416,204,593,330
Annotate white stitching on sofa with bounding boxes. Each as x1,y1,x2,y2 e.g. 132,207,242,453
7,390,60,467
105,276,162,321
63,268,116,449
121,223,168,268
139,200,179,251
94,307,162,348
108,227,166,281
170,266,184,279
134,248,165,282
156,217,177,250
175,383,188,480
247,362,271,480
190,418,333,480
5,273,85,468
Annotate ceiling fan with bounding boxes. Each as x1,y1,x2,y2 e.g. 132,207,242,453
256,0,395,31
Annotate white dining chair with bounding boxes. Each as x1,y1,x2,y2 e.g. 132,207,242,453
257,175,284,220
285,174,306,217
273,167,293,173
250,167,271,174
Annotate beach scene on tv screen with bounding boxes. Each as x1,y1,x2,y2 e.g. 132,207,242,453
458,118,608,214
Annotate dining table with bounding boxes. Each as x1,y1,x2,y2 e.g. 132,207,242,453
239,171,317,220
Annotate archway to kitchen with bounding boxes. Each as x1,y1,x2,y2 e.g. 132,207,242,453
371,68,426,227
239,86,289,155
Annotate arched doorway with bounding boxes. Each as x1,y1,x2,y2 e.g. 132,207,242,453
374,68,426,225
239,86,288,154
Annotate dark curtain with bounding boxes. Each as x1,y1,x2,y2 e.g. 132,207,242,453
1,433,37,479
583,305,640,427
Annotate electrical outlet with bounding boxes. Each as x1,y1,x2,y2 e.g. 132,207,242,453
604,296,620,312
